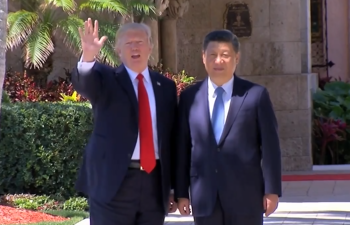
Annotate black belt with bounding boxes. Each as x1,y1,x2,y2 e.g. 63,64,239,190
129,160,159,170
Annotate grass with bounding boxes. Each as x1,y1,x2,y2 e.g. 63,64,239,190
8,210,89,225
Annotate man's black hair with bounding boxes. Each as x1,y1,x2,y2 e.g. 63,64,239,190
202,29,240,53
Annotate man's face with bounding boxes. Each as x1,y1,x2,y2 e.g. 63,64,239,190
116,29,152,72
202,41,239,80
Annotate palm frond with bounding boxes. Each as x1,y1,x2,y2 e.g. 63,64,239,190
128,0,156,16
79,0,128,16
57,15,84,55
43,0,77,13
6,10,39,50
97,20,120,66
98,42,119,66
23,23,54,69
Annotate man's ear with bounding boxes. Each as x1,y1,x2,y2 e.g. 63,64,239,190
202,50,206,64
236,52,241,64
115,47,121,57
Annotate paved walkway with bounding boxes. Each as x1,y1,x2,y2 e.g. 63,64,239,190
76,181,350,225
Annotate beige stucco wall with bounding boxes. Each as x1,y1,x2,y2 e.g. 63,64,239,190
326,0,349,81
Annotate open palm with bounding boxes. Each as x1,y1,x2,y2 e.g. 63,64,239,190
79,19,108,61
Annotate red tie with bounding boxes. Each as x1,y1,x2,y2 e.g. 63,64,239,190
137,74,156,173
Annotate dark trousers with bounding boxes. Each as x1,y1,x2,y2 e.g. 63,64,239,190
194,195,263,225
89,163,165,225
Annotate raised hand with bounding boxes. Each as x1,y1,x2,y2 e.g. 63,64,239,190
78,18,108,62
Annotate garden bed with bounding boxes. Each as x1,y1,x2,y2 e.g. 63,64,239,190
0,207,88,224
0,194,89,225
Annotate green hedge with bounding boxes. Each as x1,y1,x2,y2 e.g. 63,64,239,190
0,102,93,198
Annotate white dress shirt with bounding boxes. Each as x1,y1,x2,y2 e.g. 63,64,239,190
77,60,159,160
208,76,234,122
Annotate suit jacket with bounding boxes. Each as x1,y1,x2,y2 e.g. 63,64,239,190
175,75,282,217
72,62,178,213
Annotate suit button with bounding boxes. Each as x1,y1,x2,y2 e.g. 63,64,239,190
215,169,218,173
217,148,220,152
128,154,131,157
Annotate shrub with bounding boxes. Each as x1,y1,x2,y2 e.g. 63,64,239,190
3,66,195,103
0,194,88,211
150,64,195,95
3,70,87,102
0,102,93,198
1,90,11,104
63,197,88,211
312,81,350,164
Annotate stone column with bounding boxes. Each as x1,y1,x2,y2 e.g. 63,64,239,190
160,19,177,71
160,0,189,72
144,0,170,66
144,18,160,65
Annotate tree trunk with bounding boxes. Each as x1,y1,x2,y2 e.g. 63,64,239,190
24,53,54,87
0,0,8,111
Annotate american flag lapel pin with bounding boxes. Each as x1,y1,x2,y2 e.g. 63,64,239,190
157,81,161,86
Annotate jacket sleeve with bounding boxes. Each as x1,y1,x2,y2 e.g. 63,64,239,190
257,88,282,197
71,61,103,103
174,91,192,199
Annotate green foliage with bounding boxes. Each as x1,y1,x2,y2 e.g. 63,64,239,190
6,0,156,69
22,217,85,225
13,195,55,210
312,81,350,164
63,197,88,211
0,102,93,198
1,194,88,211
1,90,11,103
313,81,350,120
45,210,89,219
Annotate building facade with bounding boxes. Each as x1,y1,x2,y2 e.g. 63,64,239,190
6,0,349,171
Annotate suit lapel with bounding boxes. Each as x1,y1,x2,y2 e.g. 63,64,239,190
199,78,217,145
114,64,138,113
218,76,248,145
150,71,163,149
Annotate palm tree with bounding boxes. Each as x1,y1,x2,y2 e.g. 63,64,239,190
6,0,155,80
0,0,7,109
80,0,157,23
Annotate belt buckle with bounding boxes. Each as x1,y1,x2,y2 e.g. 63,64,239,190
140,166,144,171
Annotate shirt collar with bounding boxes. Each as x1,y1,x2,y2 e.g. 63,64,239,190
124,66,150,83
208,76,234,98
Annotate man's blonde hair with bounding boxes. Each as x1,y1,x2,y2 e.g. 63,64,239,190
115,23,153,47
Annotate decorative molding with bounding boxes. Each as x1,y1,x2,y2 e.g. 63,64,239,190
162,0,189,20
154,0,170,16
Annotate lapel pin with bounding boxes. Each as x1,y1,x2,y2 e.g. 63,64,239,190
157,82,161,86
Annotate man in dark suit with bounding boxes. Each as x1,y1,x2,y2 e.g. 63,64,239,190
175,30,282,225
72,18,178,225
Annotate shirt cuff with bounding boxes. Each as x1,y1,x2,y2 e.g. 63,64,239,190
77,57,96,74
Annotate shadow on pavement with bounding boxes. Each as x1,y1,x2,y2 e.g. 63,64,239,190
165,211,350,225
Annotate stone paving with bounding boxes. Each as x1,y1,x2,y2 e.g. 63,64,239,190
76,180,350,225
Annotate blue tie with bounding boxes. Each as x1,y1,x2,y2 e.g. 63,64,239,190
211,87,225,143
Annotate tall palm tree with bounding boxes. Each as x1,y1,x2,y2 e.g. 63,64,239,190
6,0,155,75
0,0,7,109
